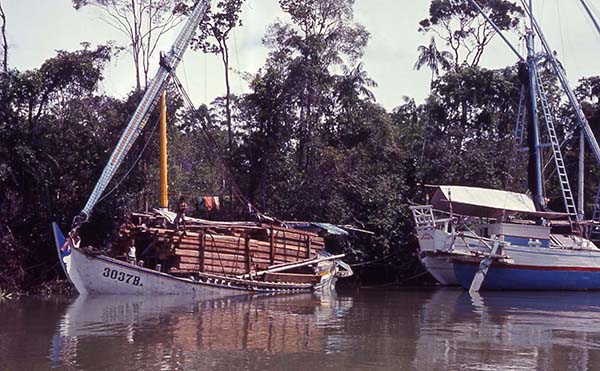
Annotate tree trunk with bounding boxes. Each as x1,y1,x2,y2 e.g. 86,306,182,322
221,39,233,152
421,74,435,164
133,50,142,91
217,36,234,216
0,1,7,72
131,0,142,91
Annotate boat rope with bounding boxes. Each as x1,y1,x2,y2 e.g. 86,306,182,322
520,0,600,171
170,73,275,223
348,255,394,267
97,108,162,204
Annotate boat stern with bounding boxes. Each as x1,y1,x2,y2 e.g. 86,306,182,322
410,205,454,253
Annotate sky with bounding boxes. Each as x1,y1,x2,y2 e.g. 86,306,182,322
3,0,600,111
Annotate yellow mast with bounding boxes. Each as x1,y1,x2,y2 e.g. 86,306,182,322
159,91,169,210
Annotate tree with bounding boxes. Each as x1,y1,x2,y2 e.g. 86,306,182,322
414,36,452,164
0,46,124,292
339,62,377,101
0,0,7,72
421,66,523,189
335,62,378,124
73,0,184,91
190,0,244,153
263,0,370,169
419,0,523,68
414,36,453,87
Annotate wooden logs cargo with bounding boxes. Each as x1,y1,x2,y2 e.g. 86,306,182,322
116,219,329,278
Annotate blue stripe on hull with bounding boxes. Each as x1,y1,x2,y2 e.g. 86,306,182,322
455,263,600,291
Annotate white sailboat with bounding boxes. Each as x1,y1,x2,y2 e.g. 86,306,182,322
412,0,600,291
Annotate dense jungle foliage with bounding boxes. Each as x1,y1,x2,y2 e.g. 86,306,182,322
2,0,600,294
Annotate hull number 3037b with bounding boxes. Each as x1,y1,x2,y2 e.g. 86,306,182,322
102,267,143,287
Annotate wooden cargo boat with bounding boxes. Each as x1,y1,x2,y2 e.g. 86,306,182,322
53,211,351,297
53,0,352,297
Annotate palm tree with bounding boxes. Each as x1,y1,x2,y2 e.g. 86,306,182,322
414,36,453,88
414,37,452,165
339,62,378,102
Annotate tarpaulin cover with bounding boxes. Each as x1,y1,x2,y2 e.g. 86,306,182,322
430,185,536,218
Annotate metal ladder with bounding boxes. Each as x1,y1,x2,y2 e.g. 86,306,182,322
589,182,600,241
535,70,579,222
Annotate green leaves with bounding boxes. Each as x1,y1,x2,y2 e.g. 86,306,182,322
419,0,523,67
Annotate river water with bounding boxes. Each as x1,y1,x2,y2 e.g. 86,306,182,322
1,288,600,370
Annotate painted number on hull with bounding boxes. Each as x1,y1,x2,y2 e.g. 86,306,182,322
102,267,143,287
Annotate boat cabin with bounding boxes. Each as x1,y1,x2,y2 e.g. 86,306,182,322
478,223,551,248
426,185,597,250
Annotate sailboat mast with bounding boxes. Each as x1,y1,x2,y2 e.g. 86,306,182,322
579,130,585,220
580,0,600,39
159,91,169,211
76,0,210,225
526,0,546,210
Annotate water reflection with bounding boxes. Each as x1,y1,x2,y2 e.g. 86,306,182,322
5,289,600,370
414,289,600,370
50,293,353,370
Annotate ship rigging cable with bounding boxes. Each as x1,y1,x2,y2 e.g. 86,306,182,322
170,73,272,223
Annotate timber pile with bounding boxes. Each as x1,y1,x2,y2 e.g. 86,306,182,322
117,216,326,277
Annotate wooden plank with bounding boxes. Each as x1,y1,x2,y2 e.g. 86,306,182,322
245,237,251,273
273,246,307,258
174,248,200,257
273,237,324,248
270,226,275,265
179,256,201,264
199,232,205,272
204,251,247,262
264,224,321,238
204,238,245,247
206,234,246,244
177,262,200,270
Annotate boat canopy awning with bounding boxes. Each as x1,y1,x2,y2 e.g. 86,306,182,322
311,223,350,236
430,185,537,218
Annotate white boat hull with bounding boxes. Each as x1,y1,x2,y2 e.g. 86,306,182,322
53,223,338,297
420,253,459,286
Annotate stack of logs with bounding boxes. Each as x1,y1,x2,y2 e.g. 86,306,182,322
121,223,325,276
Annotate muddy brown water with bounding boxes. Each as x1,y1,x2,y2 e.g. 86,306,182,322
1,288,600,370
